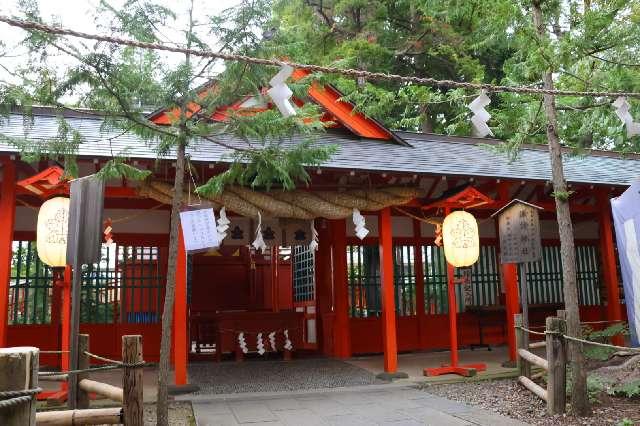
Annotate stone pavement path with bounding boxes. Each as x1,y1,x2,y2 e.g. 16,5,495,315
187,384,529,426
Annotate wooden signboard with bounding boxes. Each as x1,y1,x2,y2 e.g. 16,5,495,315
495,200,543,264
492,199,544,354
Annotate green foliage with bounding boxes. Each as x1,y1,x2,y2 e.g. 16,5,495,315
583,322,630,361
616,380,640,398
617,419,635,426
198,138,337,194
551,190,574,202
1,0,336,192
587,375,606,403
95,156,152,181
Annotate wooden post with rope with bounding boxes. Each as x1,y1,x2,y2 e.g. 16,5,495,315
0,347,39,426
514,314,530,378
546,316,567,415
122,335,144,426
75,334,90,409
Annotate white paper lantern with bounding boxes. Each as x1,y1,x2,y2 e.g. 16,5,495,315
442,210,479,268
36,197,70,267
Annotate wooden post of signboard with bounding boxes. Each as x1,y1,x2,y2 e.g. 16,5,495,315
492,199,544,369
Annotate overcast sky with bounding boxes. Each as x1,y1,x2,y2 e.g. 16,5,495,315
0,0,242,87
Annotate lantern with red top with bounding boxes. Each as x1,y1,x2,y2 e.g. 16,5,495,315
421,185,494,377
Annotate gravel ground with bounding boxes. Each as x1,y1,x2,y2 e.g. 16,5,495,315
143,401,195,426
422,379,640,426
188,358,379,394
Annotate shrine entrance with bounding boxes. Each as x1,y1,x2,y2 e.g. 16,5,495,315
188,244,317,361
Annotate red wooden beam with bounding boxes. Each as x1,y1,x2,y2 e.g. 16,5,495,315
378,207,398,373
0,159,16,346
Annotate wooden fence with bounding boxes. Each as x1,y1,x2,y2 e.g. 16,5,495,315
515,312,567,415
1,334,143,425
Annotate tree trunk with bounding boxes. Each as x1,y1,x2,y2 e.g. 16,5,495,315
531,1,590,416
157,3,194,424
156,139,186,426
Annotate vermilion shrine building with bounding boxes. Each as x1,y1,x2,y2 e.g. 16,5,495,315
0,79,637,385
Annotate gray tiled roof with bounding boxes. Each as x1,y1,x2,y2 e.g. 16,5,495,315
1,111,638,186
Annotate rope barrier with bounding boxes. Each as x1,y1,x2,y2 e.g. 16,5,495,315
0,388,42,400
563,335,640,353
40,350,70,354
83,351,122,365
515,325,549,337
0,395,34,409
38,364,122,376
516,325,640,353
580,320,626,326
0,388,42,410
1,15,639,98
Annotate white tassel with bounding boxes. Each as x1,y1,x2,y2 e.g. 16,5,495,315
283,329,293,351
467,90,493,137
352,208,369,240
268,331,277,351
612,97,640,137
309,220,319,251
256,332,265,355
252,212,267,252
267,64,296,117
238,332,248,354
217,207,230,241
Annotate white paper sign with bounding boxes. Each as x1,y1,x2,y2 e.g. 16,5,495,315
180,208,220,252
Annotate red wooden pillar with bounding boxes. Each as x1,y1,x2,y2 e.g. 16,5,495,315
61,266,72,372
497,182,520,362
331,219,351,358
502,264,519,361
413,219,427,348
173,231,188,385
597,191,623,344
379,208,398,373
271,246,279,312
446,259,459,366
314,219,335,356
0,158,16,347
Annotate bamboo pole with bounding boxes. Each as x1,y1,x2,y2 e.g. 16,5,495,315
517,348,549,371
518,376,548,402
529,341,547,349
38,375,68,382
78,379,123,403
35,407,122,425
